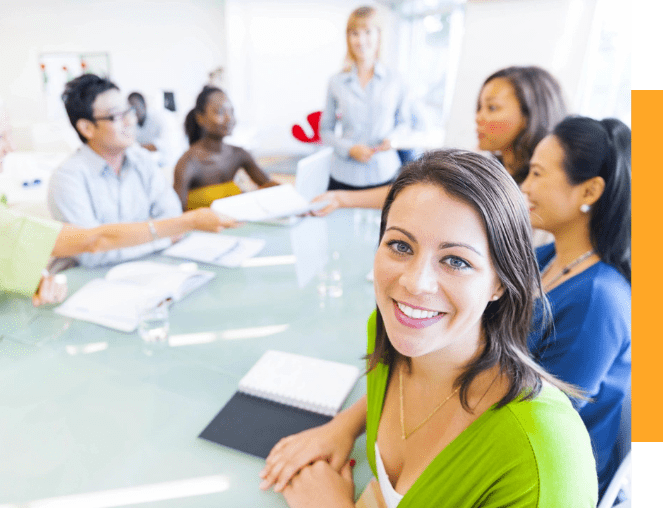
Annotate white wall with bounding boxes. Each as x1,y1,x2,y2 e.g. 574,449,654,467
224,0,399,155
445,0,600,149
0,0,227,150
225,0,604,155
0,0,611,155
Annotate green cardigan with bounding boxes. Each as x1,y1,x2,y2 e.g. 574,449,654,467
364,312,598,507
0,205,61,297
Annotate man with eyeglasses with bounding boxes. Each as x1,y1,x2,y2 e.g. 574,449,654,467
48,74,183,267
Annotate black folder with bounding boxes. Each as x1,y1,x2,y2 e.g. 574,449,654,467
198,391,333,459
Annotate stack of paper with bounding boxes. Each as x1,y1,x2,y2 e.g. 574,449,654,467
211,184,325,222
163,232,265,267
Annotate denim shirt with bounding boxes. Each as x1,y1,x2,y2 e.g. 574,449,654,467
320,62,412,187
48,144,182,267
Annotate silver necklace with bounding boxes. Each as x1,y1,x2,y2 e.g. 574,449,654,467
541,249,595,291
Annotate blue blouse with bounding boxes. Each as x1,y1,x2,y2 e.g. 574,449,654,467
528,243,631,498
319,62,411,187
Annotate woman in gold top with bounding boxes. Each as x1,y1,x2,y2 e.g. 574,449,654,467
173,86,278,209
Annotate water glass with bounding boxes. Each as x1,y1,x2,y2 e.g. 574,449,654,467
317,251,343,298
137,302,170,344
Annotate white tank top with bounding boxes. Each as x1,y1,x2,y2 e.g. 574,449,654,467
374,442,405,508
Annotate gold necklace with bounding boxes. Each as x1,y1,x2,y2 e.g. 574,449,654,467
541,249,595,292
399,365,460,440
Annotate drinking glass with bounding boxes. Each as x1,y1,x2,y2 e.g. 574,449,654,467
137,301,169,345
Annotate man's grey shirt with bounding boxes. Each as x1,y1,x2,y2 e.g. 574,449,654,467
48,143,182,267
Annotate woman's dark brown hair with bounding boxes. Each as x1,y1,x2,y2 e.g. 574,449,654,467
367,149,579,410
553,116,631,283
184,85,226,146
481,66,567,184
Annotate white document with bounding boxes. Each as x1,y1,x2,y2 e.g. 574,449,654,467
163,232,266,268
54,261,215,332
211,184,325,222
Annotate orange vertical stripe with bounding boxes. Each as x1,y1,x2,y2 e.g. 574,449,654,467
631,90,660,441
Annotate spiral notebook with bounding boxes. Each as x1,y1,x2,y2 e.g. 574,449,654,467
199,350,361,458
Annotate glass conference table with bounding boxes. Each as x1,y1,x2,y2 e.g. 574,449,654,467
0,209,382,508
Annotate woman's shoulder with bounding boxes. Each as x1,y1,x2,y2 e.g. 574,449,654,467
408,386,597,506
495,386,598,504
554,261,630,314
591,262,631,296
374,61,404,83
224,144,252,159
328,69,354,88
174,145,201,169
582,263,631,331
504,385,583,430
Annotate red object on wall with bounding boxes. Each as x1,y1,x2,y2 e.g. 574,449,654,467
292,111,322,143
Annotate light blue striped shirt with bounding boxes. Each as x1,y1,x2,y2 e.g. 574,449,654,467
47,144,182,267
320,62,411,187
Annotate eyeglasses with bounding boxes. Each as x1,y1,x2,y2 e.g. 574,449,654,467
92,106,136,123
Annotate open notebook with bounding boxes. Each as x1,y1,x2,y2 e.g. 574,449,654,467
54,261,214,332
199,350,361,458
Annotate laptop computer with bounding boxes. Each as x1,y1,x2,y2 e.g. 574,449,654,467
294,146,332,201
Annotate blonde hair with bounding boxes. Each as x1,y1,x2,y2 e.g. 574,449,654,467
342,6,381,72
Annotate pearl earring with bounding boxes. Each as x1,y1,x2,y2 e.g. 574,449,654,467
491,294,499,301
580,204,590,213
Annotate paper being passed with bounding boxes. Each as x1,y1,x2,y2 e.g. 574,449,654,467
211,184,325,222
163,232,265,267
54,261,214,332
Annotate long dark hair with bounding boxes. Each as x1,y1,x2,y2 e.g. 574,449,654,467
553,116,631,282
184,85,225,145
367,149,580,410
481,66,567,184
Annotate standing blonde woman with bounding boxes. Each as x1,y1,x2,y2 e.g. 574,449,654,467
320,6,411,191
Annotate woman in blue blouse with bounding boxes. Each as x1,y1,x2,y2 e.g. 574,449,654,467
521,116,631,500
319,6,411,191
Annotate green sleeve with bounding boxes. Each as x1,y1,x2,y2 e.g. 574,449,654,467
513,388,599,507
365,310,389,480
0,206,62,297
